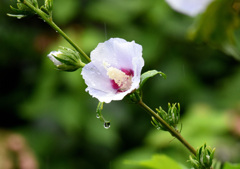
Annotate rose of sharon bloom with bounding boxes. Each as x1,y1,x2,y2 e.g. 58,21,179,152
81,38,144,103
165,0,214,16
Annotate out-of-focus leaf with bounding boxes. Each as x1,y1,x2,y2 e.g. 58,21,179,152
125,154,183,169
53,0,79,25
223,162,240,169
189,0,240,60
86,0,151,26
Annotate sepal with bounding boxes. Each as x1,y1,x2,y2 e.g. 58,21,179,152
139,70,166,89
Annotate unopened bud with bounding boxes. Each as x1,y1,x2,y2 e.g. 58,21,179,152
47,47,85,71
154,103,180,131
188,143,215,169
45,0,53,12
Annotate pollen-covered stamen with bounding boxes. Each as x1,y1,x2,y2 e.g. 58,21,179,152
107,67,133,92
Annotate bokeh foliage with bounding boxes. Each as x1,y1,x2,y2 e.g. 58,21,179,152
1,0,240,168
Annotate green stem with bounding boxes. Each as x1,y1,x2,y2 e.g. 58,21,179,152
138,100,197,155
22,0,91,62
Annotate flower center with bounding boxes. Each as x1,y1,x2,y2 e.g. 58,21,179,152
107,67,133,92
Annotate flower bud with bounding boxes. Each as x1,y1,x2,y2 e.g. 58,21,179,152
188,143,215,169
152,103,180,131
47,47,85,71
8,1,35,19
45,0,53,13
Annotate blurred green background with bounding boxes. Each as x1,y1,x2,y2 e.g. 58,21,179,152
0,0,240,168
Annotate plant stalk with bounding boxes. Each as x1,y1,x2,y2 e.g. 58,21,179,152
22,0,91,62
138,100,197,155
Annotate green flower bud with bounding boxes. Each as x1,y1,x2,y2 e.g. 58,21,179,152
40,0,53,17
153,103,180,131
188,143,215,169
45,0,53,12
30,0,39,8
47,47,85,71
8,1,35,19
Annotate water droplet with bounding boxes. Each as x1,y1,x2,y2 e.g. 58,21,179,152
96,114,100,119
56,31,58,33
104,121,110,129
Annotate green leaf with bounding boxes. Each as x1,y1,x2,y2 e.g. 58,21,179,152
140,70,166,89
125,154,183,169
223,162,240,169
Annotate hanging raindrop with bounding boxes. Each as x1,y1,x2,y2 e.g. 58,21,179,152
104,121,111,129
96,114,100,119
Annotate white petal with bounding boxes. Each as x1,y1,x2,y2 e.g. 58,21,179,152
87,87,133,103
90,38,142,70
81,62,115,93
47,51,62,66
165,0,214,16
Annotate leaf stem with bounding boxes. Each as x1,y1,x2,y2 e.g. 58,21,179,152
22,0,91,62
138,100,197,155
